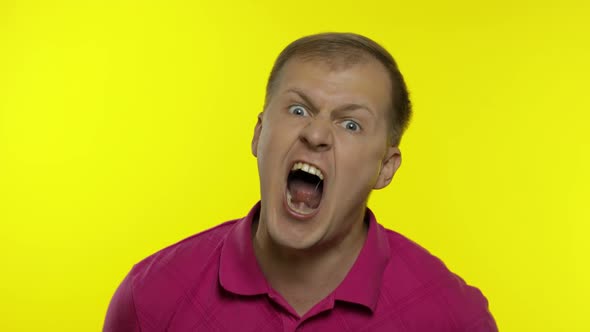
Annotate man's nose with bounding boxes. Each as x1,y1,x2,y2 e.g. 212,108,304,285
299,118,333,151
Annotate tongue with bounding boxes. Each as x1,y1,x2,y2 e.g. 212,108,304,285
288,178,322,209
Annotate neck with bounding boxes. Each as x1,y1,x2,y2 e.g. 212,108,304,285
252,214,367,315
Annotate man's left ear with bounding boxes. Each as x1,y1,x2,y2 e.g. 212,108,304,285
374,146,402,190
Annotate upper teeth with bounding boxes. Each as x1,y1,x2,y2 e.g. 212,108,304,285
291,162,324,180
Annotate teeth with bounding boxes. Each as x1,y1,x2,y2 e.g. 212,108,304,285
291,162,324,180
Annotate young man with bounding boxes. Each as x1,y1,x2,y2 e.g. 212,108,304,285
104,33,498,331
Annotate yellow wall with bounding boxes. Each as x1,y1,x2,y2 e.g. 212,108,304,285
1,0,588,330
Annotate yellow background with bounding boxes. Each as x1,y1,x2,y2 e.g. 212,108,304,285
1,0,588,330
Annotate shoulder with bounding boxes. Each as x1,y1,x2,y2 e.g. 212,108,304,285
383,228,453,282
377,228,497,331
105,219,241,331
128,220,240,323
129,219,239,285
132,219,239,276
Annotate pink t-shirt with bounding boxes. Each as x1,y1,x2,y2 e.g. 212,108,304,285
104,202,497,331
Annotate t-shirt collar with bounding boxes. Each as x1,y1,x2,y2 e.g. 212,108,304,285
219,201,269,296
332,207,391,311
218,202,391,312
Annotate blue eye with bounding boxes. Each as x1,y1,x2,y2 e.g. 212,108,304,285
342,120,361,132
288,105,308,117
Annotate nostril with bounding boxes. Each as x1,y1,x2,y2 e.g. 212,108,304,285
300,129,332,150
300,136,331,151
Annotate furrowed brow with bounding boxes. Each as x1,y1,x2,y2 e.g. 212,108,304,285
286,89,318,113
334,103,375,117
286,89,375,118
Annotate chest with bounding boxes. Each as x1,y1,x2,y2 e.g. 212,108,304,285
157,294,414,332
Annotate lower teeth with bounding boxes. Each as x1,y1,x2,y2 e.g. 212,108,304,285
286,191,316,215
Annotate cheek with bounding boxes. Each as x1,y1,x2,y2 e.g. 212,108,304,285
258,118,281,149
257,126,271,152
257,121,294,164
339,141,383,185
263,116,300,148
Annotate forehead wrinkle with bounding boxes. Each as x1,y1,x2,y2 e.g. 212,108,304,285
333,103,374,117
285,88,319,113
282,66,382,117
271,54,370,95
297,50,370,71
286,87,372,118
273,58,390,124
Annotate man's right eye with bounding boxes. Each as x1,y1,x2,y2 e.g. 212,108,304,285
288,105,308,117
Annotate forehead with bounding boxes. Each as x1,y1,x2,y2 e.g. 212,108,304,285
274,57,392,112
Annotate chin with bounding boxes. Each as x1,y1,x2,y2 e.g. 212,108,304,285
263,202,329,251
268,226,324,251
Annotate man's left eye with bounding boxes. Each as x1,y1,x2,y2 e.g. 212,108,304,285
342,120,361,132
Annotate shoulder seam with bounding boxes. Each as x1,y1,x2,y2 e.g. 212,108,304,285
135,219,241,266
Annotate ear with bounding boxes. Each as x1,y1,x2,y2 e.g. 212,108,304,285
251,112,263,157
374,146,402,190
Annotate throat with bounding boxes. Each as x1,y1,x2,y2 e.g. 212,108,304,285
261,244,363,317
253,223,368,317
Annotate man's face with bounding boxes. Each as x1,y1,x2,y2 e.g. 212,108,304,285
252,57,401,250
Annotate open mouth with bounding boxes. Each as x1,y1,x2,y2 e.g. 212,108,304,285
285,162,325,218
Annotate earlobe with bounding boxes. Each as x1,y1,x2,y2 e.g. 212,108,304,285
374,147,402,190
251,112,263,157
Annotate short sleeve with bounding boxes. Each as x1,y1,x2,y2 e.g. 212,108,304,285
103,272,141,332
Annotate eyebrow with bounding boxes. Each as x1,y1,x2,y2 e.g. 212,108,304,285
286,89,318,114
286,89,375,116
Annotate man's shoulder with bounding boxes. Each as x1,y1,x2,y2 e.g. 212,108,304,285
105,219,244,331
128,218,240,285
377,227,496,331
381,227,454,280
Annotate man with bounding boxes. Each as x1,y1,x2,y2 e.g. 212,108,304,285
104,33,498,331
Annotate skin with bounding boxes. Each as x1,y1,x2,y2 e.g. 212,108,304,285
251,56,402,316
